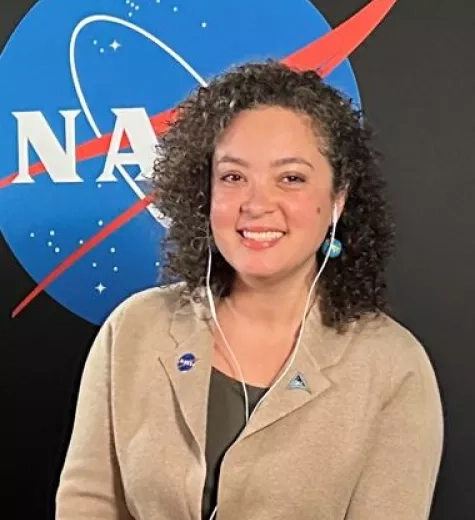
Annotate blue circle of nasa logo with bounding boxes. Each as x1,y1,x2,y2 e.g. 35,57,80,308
0,0,360,325
177,353,198,373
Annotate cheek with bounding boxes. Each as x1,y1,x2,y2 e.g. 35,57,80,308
210,192,240,230
283,195,330,230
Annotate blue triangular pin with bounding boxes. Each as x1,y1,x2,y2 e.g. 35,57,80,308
288,372,310,392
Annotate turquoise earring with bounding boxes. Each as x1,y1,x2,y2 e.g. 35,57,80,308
320,236,343,258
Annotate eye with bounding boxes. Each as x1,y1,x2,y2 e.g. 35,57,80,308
281,174,306,184
220,172,244,183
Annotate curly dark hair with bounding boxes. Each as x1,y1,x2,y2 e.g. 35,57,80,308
153,60,395,331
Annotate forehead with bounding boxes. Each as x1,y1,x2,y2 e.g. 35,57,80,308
213,106,325,161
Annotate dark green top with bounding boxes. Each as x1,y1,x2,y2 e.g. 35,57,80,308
202,368,268,519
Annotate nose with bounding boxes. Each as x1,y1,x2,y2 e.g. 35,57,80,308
240,183,276,216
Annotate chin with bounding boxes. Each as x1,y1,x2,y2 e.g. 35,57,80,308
233,263,287,282
231,254,317,287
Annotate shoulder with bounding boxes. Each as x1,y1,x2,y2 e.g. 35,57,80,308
96,282,204,351
107,282,187,325
353,313,434,370
89,282,208,367
350,313,442,407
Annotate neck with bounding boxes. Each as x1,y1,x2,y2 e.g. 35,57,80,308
226,263,317,329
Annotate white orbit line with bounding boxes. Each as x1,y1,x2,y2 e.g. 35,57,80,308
69,15,209,228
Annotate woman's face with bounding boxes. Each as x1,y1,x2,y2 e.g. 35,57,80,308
210,106,344,284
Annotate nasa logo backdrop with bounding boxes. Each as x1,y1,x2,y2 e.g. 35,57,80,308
0,0,373,325
1,0,475,519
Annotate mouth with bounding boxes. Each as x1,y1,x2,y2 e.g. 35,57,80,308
238,229,285,240
237,228,286,249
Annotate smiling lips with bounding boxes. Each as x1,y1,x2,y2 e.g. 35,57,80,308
238,228,285,250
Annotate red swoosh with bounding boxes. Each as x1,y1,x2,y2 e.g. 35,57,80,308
11,195,154,317
282,0,397,76
9,0,397,317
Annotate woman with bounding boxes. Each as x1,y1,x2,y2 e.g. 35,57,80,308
56,61,443,520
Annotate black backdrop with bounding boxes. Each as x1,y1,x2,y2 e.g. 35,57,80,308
1,1,474,518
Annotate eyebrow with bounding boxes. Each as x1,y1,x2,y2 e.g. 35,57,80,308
215,154,314,169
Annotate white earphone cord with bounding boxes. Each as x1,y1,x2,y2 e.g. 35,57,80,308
205,205,338,520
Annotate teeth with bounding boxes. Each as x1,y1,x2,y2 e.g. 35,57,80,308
242,230,284,241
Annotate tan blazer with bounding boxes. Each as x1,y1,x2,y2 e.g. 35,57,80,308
56,284,444,520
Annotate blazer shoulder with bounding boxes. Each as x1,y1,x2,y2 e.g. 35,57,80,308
354,313,441,404
355,312,429,358
106,281,189,332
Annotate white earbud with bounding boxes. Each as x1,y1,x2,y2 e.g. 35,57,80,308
332,203,338,226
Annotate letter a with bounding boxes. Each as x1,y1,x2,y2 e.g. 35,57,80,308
97,108,158,183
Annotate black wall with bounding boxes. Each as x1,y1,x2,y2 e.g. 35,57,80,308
2,1,474,518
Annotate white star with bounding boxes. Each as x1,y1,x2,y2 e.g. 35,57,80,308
95,283,106,294
110,40,121,51
201,22,207,28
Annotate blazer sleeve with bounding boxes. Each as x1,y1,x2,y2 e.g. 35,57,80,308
56,315,133,520
346,341,444,520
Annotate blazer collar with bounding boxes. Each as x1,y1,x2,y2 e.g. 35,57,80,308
183,288,354,370
158,287,355,450
236,301,355,441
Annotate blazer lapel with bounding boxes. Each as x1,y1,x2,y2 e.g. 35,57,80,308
158,297,214,457
238,305,355,441
157,291,355,449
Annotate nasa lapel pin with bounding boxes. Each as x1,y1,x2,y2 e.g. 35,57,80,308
288,372,311,393
177,353,197,373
